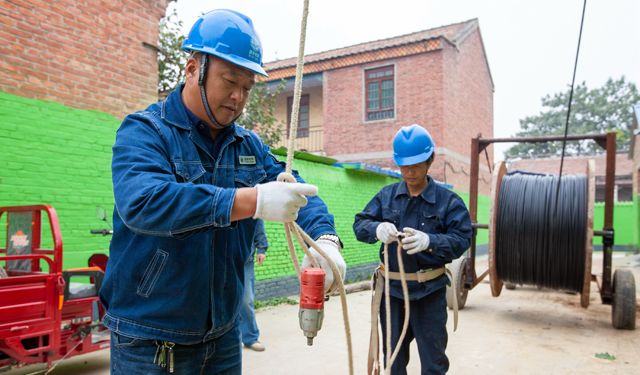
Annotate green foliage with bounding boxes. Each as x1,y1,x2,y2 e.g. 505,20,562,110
505,77,640,158
236,79,287,147
254,296,298,310
595,352,616,360
158,8,187,94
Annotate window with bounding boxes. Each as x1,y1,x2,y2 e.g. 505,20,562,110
287,94,310,137
595,174,632,202
365,65,394,120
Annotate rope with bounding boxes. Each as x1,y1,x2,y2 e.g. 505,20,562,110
285,0,309,174
278,1,353,374
382,238,410,375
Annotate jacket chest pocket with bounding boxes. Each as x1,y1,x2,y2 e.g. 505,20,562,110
382,207,402,228
234,168,267,187
172,161,206,183
420,212,443,233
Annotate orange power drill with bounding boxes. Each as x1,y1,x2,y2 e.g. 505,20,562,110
299,268,325,346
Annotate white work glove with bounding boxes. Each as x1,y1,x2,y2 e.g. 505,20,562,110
376,222,398,244
253,181,318,223
301,240,346,295
401,227,430,255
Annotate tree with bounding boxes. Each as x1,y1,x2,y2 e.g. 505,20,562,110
156,10,285,146
236,79,287,147
505,77,640,159
158,8,187,94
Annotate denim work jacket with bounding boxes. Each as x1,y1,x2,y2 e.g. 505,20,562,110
353,177,472,300
100,86,337,344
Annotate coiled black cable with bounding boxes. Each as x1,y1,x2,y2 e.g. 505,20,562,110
496,173,587,293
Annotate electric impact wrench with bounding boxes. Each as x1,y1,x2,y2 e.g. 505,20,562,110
299,268,325,346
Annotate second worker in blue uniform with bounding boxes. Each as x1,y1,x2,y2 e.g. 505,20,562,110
353,124,472,375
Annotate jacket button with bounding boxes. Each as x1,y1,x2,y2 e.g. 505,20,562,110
248,177,252,183
184,173,190,180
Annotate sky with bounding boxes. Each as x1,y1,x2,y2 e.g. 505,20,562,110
166,0,640,162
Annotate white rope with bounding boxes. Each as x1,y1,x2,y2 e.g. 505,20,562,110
382,239,410,375
278,1,353,375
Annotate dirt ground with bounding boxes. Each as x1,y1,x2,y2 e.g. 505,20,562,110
5,253,639,375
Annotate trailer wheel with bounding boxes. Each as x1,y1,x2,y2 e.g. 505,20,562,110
612,269,636,330
446,257,469,310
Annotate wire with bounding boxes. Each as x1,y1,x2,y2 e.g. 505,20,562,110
444,161,490,184
496,173,587,292
553,0,587,220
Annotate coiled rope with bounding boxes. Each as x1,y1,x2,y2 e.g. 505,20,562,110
496,173,587,292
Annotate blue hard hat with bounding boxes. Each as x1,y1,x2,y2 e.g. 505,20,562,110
392,124,435,166
182,9,268,77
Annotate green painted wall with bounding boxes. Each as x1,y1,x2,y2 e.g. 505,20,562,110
634,195,639,247
255,156,493,281
593,201,638,246
257,159,399,281
0,92,118,272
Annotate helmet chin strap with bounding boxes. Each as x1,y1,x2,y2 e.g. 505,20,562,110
198,54,241,129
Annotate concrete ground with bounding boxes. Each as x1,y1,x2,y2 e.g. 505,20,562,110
5,253,639,375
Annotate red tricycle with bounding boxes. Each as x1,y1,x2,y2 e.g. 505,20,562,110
0,205,110,371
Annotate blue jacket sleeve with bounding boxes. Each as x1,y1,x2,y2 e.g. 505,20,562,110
254,219,269,254
421,195,472,262
112,115,237,238
353,192,384,244
260,142,337,240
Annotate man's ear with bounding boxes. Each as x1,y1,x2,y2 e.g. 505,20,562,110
185,56,200,83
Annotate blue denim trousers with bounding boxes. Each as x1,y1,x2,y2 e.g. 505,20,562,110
379,287,449,375
110,324,241,375
239,259,260,346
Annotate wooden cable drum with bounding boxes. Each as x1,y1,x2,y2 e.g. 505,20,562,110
487,160,595,307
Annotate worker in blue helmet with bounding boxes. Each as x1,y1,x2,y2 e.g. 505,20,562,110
102,9,346,374
353,124,472,375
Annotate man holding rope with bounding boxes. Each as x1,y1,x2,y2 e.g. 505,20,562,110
354,124,472,375
100,9,345,375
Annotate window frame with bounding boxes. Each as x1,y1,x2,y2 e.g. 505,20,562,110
363,63,396,123
287,94,310,138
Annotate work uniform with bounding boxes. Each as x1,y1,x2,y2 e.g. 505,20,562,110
353,176,472,375
101,85,337,374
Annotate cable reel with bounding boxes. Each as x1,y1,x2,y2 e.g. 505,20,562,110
487,160,595,308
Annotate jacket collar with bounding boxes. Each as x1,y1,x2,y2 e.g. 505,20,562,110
160,84,251,139
395,176,436,204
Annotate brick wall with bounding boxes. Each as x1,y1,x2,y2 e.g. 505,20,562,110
442,29,494,164
0,0,171,120
323,52,445,161
320,33,493,194
508,152,633,177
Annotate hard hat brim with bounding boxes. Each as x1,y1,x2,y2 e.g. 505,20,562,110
393,149,434,167
182,46,269,77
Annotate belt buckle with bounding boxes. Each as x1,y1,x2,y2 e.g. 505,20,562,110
416,268,434,283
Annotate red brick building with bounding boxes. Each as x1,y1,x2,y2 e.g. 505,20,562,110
263,19,494,193
0,0,172,120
